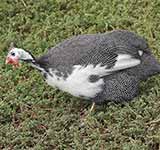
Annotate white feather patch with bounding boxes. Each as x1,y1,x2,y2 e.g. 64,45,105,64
45,54,141,98
45,65,106,98
138,50,143,56
108,54,141,72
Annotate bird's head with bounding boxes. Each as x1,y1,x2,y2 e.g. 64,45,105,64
6,43,35,68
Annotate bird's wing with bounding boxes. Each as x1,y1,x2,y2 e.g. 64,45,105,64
37,46,141,77
78,50,141,77
36,31,145,76
104,53,141,72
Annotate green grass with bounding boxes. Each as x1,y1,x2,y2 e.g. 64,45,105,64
0,0,160,149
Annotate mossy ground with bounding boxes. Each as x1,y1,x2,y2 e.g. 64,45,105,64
0,0,160,149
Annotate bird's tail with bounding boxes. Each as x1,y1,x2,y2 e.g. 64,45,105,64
127,52,160,80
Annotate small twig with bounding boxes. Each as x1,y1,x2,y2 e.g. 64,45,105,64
146,118,160,125
20,0,27,8
89,102,95,113
34,118,54,147
35,130,48,146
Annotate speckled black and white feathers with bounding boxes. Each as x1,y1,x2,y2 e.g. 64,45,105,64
36,30,149,73
33,30,160,103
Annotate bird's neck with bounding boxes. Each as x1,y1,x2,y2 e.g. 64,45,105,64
30,61,46,72
21,51,46,72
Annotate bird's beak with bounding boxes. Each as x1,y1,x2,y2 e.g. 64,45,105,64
5,57,11,64
6,57,20,68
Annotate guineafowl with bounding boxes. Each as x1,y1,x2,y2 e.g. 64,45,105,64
6,30,160,108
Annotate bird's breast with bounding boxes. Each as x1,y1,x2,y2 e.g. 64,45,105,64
45,64,106,98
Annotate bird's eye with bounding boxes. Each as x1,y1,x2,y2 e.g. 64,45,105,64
11,52,15,56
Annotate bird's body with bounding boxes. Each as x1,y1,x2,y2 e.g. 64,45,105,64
6,30,160,104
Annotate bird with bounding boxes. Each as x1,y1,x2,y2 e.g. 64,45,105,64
5,30,160,111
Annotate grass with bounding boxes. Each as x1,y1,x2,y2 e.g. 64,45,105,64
0,0,160,149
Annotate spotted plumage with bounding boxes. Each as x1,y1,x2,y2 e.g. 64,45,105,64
6,30,160,104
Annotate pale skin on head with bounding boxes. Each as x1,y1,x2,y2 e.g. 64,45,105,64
6,43,34,68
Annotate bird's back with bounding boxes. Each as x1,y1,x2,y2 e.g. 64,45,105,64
37,30,149,73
